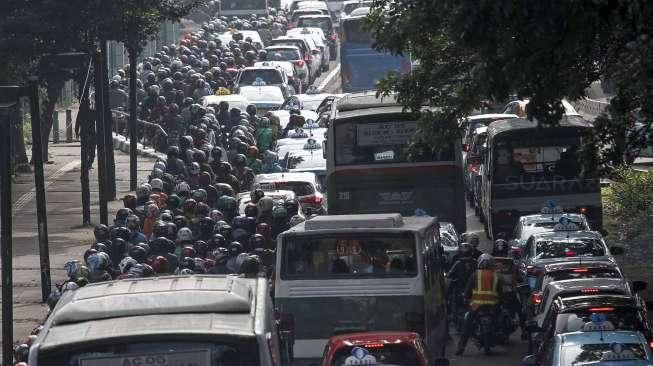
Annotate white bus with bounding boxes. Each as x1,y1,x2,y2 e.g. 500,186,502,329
219,0,269,17
274,213,448,365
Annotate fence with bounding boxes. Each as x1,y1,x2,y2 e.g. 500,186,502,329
571,98,610,119
111,109,168,152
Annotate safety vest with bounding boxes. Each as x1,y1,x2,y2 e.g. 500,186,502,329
470,269,499,310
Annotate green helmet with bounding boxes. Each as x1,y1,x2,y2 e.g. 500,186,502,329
192,188,208,202
217,195,237,212
272,203,288,219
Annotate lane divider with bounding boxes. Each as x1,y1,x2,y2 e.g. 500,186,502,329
318,64,341,92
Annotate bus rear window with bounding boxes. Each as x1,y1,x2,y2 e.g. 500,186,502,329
282,233,417,278
332,344,422,366
342,19,372,43
334,120,454,165
222,0,266,10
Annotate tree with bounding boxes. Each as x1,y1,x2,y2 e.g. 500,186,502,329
97,0,200,190
366,0,653,171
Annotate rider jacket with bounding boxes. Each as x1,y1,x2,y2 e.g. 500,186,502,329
465,269,503,310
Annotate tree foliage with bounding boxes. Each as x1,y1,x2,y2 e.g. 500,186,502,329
366,0,653,170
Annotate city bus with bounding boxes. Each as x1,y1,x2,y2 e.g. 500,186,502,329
324,93,467,233
339,14,411,93
480,116,602,239
219,0,269,17
275,213,448,364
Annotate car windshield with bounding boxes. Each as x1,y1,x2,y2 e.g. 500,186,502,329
38,341,258,366
282,233,417,279
530,220,587,229
535,238,606,259
256,180,315,196
266,48,302,61
239,69,282,85
562,342,647,364
298,18,332,34
332,344,421,366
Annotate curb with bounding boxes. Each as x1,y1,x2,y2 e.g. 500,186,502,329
112,133,166,161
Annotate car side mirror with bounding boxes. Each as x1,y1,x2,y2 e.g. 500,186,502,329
633,280,648,293
610,246,625,255
522,355,538,366
432,358,450,366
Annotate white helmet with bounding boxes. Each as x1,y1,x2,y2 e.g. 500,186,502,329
189,162,200,175
477,253,495,269
150,178,164,191
153,160,166,172
176,182,191,193
177,227,193,242
136,183,152,198
151,168,164,179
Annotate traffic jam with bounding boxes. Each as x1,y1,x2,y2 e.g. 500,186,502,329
11,1,653,366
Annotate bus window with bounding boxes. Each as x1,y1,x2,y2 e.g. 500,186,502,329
493,135,583,184
334,120,454,165
281,233,417,278
341,18,372,44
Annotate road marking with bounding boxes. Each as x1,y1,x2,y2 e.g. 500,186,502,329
317,64,340,92
13,160,81,210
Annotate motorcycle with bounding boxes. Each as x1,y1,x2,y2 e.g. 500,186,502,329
472,303,516,355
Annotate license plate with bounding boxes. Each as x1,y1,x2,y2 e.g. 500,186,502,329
79,350,210,366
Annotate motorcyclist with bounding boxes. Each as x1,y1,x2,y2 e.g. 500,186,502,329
446,243,477,321
492,239,528,339
455,253,505,356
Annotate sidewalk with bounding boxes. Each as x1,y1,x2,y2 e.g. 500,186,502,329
0,137,155,357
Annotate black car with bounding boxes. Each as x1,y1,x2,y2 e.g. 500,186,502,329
530,292,652,364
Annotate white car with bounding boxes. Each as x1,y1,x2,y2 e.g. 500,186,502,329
237,189,297,215
276,126,327,155
202,94,250,112
510,212,592,251
265,45,310,91
217,30,264,50
284,141,327,189
254,172,325,214
270,37,320,82
342,0,372,17
287,27,330,71
238,85,286,113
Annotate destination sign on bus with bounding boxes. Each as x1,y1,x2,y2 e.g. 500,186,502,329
356,121,417,147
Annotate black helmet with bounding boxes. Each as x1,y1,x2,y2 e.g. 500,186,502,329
173,215,187,229
193,240,209,257
94,224,110,241
228,241,244,258
110,226,131,241
284,199,300,216
233,153,247,167
153,221,168,238
129,245,148,263
249,233,265,249
246,104,257,116
239,255,260,276
115,208,132,223
167,145,180,158
207,233,227,250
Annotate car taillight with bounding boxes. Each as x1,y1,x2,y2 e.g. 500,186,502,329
470,164,480,174
565,249,577,257
581,288,600,294
648,340,653,349
588,307,615,312
329,33,337,41
579,207,588,214
531,292,543,305
572,268,589,272
300,195,322,205
363,343,384,349
294,60,305,67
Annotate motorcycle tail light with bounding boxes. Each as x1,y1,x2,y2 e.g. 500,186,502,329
531,292,543,305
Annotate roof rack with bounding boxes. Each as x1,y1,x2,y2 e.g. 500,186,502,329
336,91,402,112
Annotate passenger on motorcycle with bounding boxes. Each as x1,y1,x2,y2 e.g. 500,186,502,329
455,253,505,356
492,238,528,340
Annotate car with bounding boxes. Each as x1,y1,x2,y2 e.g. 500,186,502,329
237,189,300,216
217,30,265,50
28,275,290,366
273,105,320,131
535,277,635,323
254,172,325,215
238,85,286,113
254,60,298,93
342,0,373,18
439,221,460,268
321,332,436,366
287,0,325,13
511,211,592,254
202,94,250,112
290,9,327,29
276,125,326,153
501,99,580,118
283,138,327,187
270,37,320,82
460,113,518,158
518,229,624,290
287,27,331,71
529,294,653,361
234,65,292,97
348,6,370,17
527,261,624,317
295,0,330,16
296,15,338,59
280,92,338,111
264,45,310,91
524,329,653,366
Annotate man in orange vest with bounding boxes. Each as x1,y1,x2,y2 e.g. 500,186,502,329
455,253,505,356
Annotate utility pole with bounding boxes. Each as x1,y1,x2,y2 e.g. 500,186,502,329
94,51,109,225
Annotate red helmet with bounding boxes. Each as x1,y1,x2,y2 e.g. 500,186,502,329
122,194,137,210
247,145,259,158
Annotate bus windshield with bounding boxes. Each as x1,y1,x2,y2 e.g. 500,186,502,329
493,132,585,184
342,18,372,44
221,0,266,10
334,120,454,165
282,232,417,279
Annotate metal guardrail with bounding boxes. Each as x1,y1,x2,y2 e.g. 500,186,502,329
571,98,609,118
110,109,168,152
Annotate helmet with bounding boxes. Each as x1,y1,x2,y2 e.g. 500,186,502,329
272,204,288,219
119,256,138,273
477,253,495,269
173,215,187,229
460,243,472,257
217,195,237,212
244,203,258,218
183,198,197,214
115,208,132,224
494,239,508,256
123,194,137,209
233,153,247,167
177,227,193,242
228,241,244,258
195,202,210,217
153,221,167,238
154,159,167,172
249,234,265,249
192,189,208,202
189,162,200,175
193,240,209,257
167,194,181,210
176,182,191,194
94,224,110,241
110,226,131,241
150,178,164,191
239,255,260,276
207,233,227,250
250,188,265,204
210,209,224,222
467,233,480,248
129,245,148,263
167,145,180,158
212,247,229,262
215,183,234,197
146,204,160,218
137,183,152,198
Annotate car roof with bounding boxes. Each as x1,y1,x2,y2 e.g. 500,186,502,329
521,213,587,224
328,332,421,349
282,213,437,234
547,277,630,295
255,172,317,183
266,45,301,50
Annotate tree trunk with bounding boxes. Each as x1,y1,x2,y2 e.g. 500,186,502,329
127,45,140,191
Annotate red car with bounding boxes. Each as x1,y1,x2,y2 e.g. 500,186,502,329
321,332,449,366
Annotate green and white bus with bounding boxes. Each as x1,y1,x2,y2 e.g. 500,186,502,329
275,213,448,365
324,92,467,233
